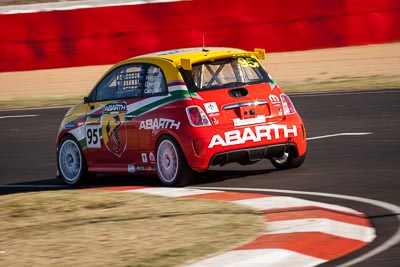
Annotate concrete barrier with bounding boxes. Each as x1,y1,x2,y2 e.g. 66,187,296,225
1,0,399,72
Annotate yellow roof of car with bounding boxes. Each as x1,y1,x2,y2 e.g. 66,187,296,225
123,47,266,70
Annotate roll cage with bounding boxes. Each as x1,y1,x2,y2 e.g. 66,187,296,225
181,56,271,92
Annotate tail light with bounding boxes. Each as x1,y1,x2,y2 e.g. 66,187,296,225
186,106,212,127
280,94,296,115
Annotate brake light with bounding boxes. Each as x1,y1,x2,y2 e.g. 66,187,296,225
186,106,212,126
280,94,296,115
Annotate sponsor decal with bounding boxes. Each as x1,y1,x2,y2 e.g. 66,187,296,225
64,122,75,129
102,102,128,157
104,103,127,113
204,102,219,114
128,165,135,173
86,114,102,125
208,124,298,148
139,118,180,130
141,153,148,163
149,152,155,162
233,115,266,127
268,94,281,106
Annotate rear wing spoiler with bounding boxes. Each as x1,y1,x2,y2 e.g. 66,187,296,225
181,48,266,70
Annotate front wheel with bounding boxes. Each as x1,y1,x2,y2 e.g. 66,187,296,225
57,135,89,185
271,148,306,170
156,136,195,187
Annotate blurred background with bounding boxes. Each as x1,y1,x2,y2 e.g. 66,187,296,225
0,0,399,108
0,3,399,266
0,0,79,4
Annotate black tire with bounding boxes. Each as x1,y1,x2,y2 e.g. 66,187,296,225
57,135,89,185
156,136,195,187
271,147,306,170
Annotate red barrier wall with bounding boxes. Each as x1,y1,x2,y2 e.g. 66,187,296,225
1,0,399,72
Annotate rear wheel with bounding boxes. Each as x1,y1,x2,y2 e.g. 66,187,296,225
156,136,194,187
271,147,306,170
57,135,89,185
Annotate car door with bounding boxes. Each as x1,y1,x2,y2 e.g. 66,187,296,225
134,64,169,170
83,64,144,173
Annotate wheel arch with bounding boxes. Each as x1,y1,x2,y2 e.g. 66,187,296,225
57,132,88,171
57,130,85,150
154,131,191,164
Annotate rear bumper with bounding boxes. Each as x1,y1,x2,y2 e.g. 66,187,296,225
181,121,307,172
210,142,298,166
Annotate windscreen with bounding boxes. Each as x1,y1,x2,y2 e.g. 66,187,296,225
181,57,270,92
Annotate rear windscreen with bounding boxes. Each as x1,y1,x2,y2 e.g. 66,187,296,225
180,57,270,92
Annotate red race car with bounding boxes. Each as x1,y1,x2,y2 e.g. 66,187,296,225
56,47,307,186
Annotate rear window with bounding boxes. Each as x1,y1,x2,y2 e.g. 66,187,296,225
180,57,270,92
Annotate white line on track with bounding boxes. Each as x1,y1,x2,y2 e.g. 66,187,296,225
192,186,400,267
0,114,38,119
307,132,372,140
0,105,72,112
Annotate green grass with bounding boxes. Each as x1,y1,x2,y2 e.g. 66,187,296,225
0,95,84,110
0,76,399,110
0,190,264,267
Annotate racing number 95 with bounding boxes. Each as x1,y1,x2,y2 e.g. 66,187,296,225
86,126,101,148
238,57,260,68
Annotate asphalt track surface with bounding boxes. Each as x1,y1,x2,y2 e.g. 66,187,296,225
1,89,399,266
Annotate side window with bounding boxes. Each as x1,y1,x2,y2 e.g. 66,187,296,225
95,64,145,101
94,64,167,101
143,65,167,96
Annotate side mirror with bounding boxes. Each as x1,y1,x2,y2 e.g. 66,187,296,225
83,96,95,110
